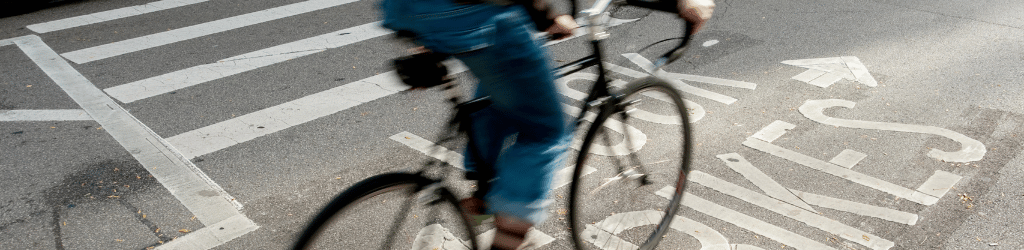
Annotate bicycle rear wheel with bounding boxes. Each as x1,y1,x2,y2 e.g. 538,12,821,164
293,173,479,250
569,77,693,250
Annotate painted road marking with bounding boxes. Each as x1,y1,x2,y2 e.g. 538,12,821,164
411,224,473,250
154,214,258,250
0,109,92,121
557,72,705,124
654,187,837,250
583,210,761,250
744,120,965,205
390,131,596,190
105,22,392,103
477,228,556,250
167,67,430,159
750,120,795,143
744,136,940,205
620,54,739,105
621,53,757,90
105,17,636,104
390,132,465,169
782,56,878,87
60,0,361,64
689,171,894,250
799,99,987,162
144,16,636,158
716,153,817,213
27,0,210,33
829,149,867,169
164,57,460,159
6,35,255,248
789,189,919,225
602,63,709,122
389,132,569,249
915,170,962,198
719,153,919,225
562,103,647,156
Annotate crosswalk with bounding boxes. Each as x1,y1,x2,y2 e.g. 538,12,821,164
11,1,760,249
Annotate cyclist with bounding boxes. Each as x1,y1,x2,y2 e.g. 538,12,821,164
380,0,714,249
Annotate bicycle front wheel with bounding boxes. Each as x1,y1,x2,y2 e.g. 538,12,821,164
569,77,693,250
293,173,479,250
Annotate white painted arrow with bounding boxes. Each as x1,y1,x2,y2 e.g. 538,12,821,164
781,56,877,88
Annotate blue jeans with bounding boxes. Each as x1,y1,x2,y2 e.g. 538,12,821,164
382,0,570,224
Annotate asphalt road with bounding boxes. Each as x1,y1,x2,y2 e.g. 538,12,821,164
1,0,1023,249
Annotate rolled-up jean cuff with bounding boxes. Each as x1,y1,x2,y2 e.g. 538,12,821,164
485,194,552,225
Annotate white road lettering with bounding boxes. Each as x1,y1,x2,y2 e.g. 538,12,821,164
582,210,737,250
477,228,555,250
602,63,707,122
716,153,817,213
689,171,895,250
621,53,757,90
915,170,962,199
621,54,739,105
411,224,473,250
655,187,837,250
744,136,940,205
828,149,868,169
563,104,647,156
789,190,919,225
744,120,965,205
557,72,702,124
799,99,986,162
718,152,919,224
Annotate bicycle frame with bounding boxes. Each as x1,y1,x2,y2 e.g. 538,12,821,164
424,0,693,203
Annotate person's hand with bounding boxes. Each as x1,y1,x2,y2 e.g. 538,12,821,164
545,15,579,40
678,0,715,35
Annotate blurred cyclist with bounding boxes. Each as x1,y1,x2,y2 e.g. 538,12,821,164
381,0,713,249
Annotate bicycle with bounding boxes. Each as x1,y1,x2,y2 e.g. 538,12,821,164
293,0,696,249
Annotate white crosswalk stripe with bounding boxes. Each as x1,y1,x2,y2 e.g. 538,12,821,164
27,0,211,33
59,0,362,64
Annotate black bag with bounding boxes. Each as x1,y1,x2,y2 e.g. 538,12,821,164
392,52,451,89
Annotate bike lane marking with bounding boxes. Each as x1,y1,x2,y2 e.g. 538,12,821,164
27,0,211,33
60,0,362,64
716,153,817,213
5,35,257,248
654,187,837,250
799,99,987,163
781,57,877,88
689,170,894,250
